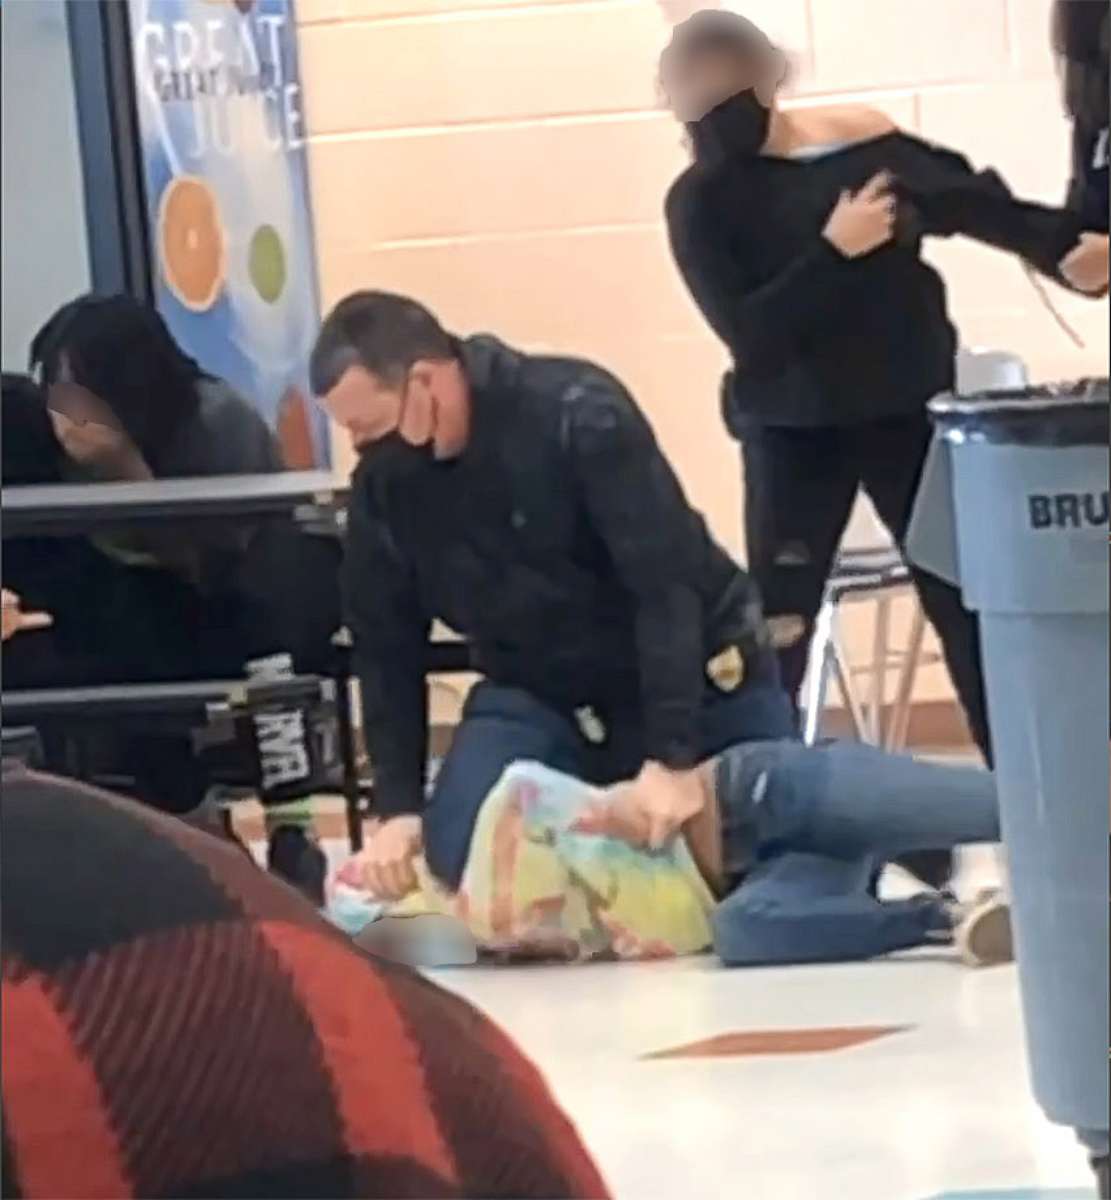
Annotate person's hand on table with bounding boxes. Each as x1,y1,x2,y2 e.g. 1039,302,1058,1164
608,761,707,851
1,589,53,643
1060,232,1110,294
359,814,423,900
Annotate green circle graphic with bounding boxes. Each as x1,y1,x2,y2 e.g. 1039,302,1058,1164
248,224,286,304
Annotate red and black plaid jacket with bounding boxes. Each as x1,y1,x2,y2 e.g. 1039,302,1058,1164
0,765,609,1200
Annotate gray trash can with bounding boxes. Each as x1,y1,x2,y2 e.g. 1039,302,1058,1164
908,378,1110,1184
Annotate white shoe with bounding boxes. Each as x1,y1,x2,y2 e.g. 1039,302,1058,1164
953,889,1014,967
355,914,478,968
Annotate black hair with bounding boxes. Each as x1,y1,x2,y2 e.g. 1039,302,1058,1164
28,294,206,474
1052,0,1110,125
310,291,457,397
2,372,65,486
660,9,778,84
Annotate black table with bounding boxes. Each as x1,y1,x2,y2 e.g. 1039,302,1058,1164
0,676,326,726
1,673,351,836
1,726,42,767
1,470,476,847
2,471,347,539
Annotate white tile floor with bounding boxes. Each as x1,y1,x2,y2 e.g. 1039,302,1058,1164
295,821,1095,1200
435,955,1095,1200
422,848,1096,1200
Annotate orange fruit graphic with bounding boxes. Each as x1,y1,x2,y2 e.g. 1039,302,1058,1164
157,176,226,313
277,386,318,470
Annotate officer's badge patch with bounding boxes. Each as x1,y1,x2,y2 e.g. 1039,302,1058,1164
575,706,607,745
706,645,746,693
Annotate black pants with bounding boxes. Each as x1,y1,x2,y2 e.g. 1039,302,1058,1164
741,415,992,763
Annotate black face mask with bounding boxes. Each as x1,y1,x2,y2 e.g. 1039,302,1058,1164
361,431,436,480
687,87,771,161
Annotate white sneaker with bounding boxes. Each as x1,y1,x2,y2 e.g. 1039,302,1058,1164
953,889,1014,967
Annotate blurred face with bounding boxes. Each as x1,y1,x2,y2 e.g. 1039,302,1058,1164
44,351,143,476
47,353,121,432
660,46,779,123
661,47,754,122
322,360,470,459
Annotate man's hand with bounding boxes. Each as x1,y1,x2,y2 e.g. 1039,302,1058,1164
609,762,707,851
1,589,52,643
359,814,423,900
1060,232,1110,294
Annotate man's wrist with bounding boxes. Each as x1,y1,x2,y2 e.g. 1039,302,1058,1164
647,740,701,772
643,759,697,778
378,808,423,827
641,760,707,823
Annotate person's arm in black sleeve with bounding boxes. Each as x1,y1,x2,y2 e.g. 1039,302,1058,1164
343,482,430,818
565,371,708,769
899,136,1089,281
665,176,849,376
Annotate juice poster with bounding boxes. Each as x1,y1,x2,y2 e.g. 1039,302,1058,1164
127,0,329,468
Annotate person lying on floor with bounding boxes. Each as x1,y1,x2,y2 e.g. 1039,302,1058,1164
1,762,609,1200
334,741,1011,970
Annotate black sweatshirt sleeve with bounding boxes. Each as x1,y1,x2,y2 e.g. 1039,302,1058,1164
565,373,706,769
1066,120,1110,232
665,174,849,376
343,480,430,819
901,136,1088,279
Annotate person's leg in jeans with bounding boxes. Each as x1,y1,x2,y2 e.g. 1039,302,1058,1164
422,683,585,890
742,427,860,704
715,851,951,966
710,740,999,966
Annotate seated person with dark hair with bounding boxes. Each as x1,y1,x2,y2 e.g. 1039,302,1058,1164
1,762,609,1200
2,371,331,896
29,294,283,482
1,371,262,821
1,372,227,690
28,295,342,677
20,297,343,889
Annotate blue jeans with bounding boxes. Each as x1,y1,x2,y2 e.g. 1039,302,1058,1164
423,659,797,889
712,741,1000,966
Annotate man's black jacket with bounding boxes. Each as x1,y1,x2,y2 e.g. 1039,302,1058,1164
344,335,767,817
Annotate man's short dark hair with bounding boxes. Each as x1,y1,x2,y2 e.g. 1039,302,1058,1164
310,292,456,397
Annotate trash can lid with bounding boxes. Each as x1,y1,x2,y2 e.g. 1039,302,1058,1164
929,377,1109,446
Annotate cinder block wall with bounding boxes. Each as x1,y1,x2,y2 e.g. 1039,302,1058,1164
298,0,1108,711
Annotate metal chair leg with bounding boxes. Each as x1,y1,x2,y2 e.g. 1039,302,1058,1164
331,630,364,853
869,594,892,744
802,597,836,745
831,615,869,741
887,603,928,751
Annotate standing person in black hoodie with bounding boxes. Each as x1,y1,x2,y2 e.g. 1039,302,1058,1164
661,10,1106,768
1054,0,1109,293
